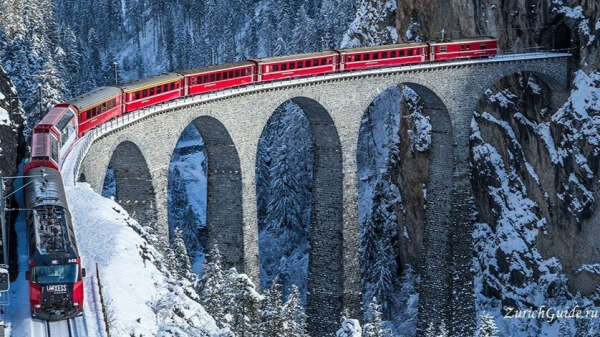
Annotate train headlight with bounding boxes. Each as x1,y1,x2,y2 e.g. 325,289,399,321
73,302,79,306
34,304,41,309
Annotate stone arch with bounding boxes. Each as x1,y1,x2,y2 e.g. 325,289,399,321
357,82,456,335
256,96,343,337
106,141,157,228
173,116,244,273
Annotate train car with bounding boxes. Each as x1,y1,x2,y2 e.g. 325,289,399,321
23,104,78,174
429,37,498,61
24,167,86,321
178,61,256,96
121,73,183,113
69,86,123,137
253,51,338,82
337,43,429,71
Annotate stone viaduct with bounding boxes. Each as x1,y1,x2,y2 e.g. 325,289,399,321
74,54,569,337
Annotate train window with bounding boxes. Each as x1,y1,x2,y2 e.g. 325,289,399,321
460,45,465,51
305,60,310,67
143,89,147,98
190,78,196,85
223,72,228,79
235,70,240,77
441,46,447,52
86,111,91,120
102,103,106,112
229,71,234,78
318,58,324,65
50,134,59,163
149,87,154,95
382,51,388,58
217,73,222,80
297,61,303,68
364,54,370,60
408,49,413,56
210,74,215,81
466,45,471,50
157,85,162,94
289,62,295,69
196,76,202,84
273,65,279,71
135,91,140,100
373,53,379,60
170,83,175,90
204,75,209,82
480,43,487,49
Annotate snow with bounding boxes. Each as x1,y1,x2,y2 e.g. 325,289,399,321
577,264,600,275
67,183,219,336
552,1,596,46
340,0,398,48
0,106,10,126
596,20,600,31
336,319,362,337
0,92,4,100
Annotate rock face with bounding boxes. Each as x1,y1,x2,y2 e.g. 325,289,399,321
0,64,25,180
395,0,599,70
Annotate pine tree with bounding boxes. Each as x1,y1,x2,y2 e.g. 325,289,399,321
260,281,285,337
477,313,499,337
424,322,437,337
438,321,449,337
198,246,227,328
173,227,192,277
363,297,391,337
225,269,262,337
281,285,309,337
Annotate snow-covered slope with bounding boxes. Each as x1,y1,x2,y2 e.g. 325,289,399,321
67,183,219,336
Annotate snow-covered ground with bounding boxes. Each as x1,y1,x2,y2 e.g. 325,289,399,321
66,183,218,336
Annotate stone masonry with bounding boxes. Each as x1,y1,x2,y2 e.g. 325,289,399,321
77,55,569,337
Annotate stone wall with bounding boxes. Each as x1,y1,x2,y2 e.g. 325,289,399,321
78,56,568,336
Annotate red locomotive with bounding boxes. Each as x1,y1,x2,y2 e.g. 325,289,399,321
22,37,497,320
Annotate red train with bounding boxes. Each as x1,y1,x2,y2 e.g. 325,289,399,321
21,37,496,319
24,37,498,175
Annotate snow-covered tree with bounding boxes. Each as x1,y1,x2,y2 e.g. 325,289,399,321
260,281,285,337
225,269,262,337
477,313,499,337
363,297,392,337
337,318,362,337
281,285,309,337
198,246,227,328
173,227,192,277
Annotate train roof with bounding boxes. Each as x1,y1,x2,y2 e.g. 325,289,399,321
177,61,256,76
336,42,429,54
38,105,71,127
24,167,68,209
67,86,122,111
429,37,497,45
24,167,78,258
120,72,183,93
253,50,338,64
